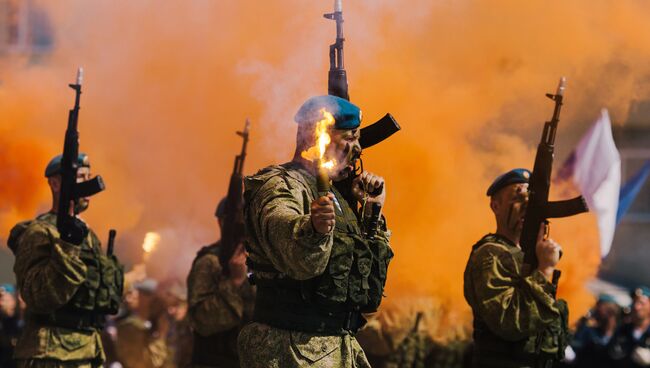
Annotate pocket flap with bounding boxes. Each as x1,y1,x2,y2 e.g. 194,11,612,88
52,329,92,352
290,332,339,363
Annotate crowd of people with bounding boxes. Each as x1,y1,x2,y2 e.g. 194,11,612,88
4,275,650,368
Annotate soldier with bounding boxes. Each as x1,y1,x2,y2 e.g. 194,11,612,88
238,95,393,368
7,153,124,368
570,294,620,368
186,199,254,368
607,287,650,368
463,168,567,368
162,280,192,368
0,284,22,368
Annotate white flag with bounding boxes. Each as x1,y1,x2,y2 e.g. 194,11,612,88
572,109,621,257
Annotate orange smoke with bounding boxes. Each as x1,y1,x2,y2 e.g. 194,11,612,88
2,1,650,331
0,135,50,235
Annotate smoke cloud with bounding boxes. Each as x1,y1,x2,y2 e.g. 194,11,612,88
2,0,650,333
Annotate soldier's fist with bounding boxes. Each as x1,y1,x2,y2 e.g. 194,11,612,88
311,193,335,234
352,171,386,207
228,243,248,287
535,223,562,279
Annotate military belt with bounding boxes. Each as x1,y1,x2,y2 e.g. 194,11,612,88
472,321,556,368
253,286,366,334
191,329,239,367
31,310,104,331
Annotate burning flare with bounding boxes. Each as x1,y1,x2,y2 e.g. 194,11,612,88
301,108,337,170
142,231,161,261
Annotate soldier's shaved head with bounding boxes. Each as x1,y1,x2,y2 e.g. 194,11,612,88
490,182,529,245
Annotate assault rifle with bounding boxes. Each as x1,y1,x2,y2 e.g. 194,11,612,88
219,119,250,275
57,68,105,243
324,0,400,149
520,78,589,285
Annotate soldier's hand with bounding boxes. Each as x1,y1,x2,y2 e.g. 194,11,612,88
632,347,650,366
535,223,562,279
352,171,386,207
228,243,248,288
311,193,335,234
58,216,88,246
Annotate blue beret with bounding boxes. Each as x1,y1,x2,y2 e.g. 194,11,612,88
294,95,362,130
631,286,650,299
45,153,90,177
133,279,158,294
486,168,531,196
0,283,16,295
597,293,617,304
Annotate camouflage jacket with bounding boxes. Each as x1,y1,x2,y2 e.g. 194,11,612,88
8,212,104,362
186,242,255,366
463,233,565,366
238,162,392,367
115,313,173,368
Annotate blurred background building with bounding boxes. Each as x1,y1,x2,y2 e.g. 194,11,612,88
0,0,52,58
600,100,650,287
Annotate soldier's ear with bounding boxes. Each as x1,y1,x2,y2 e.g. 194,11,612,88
489,197,499,213
47,175,62,192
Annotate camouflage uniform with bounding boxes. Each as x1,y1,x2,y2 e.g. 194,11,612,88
238,162,393,368
8,212,123,368
463,234,567,368
115,313,172,368
186,242,255,367
607,322,650,368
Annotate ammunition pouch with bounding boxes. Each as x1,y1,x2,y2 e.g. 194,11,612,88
253,284,366,334
96,253,124,314
67,237,124,315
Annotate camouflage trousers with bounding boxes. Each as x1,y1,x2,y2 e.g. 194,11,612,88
238,322,371,368
16,359,103,368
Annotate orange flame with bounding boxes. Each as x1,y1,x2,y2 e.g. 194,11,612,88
301,108,337,170
142,231,161,262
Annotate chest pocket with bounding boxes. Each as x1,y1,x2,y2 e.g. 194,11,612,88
68,241,101,311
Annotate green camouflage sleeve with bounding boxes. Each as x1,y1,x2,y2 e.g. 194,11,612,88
248,175,333,280
187,253,245,336
469,242,560,341
13,222,87,314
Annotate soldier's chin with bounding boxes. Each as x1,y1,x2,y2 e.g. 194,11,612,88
332,167,352,182
75,199,90,214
